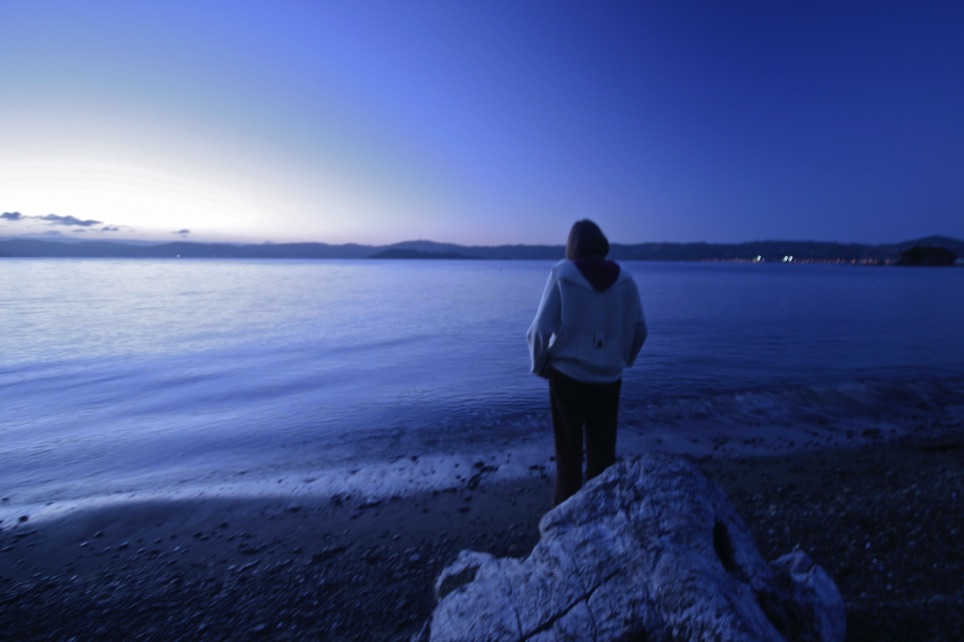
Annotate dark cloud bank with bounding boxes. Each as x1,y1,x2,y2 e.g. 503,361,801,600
3,211,125,235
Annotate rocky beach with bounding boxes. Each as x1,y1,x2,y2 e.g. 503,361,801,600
2,422,961,641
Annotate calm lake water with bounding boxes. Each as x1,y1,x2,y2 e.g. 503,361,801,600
2,259,962,520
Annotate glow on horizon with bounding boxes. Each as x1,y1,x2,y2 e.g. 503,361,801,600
2,2,963,247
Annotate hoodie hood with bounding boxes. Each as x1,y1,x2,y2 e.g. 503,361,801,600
572,256,621,291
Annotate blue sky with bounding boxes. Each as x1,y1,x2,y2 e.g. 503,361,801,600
1,1,962,245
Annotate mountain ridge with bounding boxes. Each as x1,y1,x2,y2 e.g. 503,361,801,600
1,235,961,262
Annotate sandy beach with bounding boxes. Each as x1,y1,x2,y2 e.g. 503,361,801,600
2,424,961,641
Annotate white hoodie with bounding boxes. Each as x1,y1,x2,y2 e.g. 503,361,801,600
527,259,647,383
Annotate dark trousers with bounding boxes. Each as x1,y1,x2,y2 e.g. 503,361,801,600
548,368,622,506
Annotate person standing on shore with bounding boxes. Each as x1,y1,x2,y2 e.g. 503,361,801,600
527,220,648,506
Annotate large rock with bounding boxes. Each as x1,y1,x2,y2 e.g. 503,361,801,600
418,454,845,642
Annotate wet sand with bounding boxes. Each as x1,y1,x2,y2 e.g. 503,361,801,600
2,426,962,641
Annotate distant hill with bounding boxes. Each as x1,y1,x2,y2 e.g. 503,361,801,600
1,235,961,263
370,248,480,260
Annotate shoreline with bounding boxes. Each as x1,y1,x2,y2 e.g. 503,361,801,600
2,426,962,640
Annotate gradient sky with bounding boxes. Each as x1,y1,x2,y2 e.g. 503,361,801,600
2,1,962,246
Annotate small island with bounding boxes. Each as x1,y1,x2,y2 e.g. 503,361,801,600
895,244,958,266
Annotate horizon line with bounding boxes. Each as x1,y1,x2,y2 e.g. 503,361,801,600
2,232,961,249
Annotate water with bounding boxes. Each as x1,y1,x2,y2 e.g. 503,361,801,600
2,259,962,520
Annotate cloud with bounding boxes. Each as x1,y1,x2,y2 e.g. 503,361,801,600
40,214,102,227
2,211,119,232
2,211,138,237
175,229,191,236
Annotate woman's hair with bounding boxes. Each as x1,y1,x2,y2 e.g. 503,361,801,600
566,219,610,259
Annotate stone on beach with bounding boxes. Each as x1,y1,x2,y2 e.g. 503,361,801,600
419,453,845,642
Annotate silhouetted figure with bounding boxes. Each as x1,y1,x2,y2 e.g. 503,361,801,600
527,220,648,506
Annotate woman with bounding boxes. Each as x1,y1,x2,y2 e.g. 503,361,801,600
527,220,648,506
